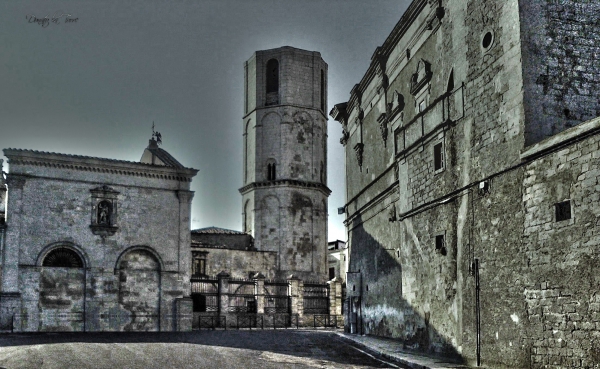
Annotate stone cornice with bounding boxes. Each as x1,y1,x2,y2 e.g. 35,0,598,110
4,148,198,182
340,0,433,119
239,179,331,196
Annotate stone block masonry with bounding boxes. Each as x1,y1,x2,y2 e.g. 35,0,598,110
331,0,600,367
0,145,198,332
241,46,330,281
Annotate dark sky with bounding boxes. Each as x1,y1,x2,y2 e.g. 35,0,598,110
0,0,409,241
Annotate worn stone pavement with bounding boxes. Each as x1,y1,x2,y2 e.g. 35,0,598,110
336,332,474,369
0,329,480,369
0,330,401,369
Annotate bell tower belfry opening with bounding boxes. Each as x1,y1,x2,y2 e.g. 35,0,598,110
240,47,331,280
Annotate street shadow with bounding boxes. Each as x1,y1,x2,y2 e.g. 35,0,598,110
0,330,396,368
344,213,467,364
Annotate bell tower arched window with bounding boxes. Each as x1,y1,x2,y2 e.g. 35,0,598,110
266,59,279,106
266,59,279,93
267,162,276,181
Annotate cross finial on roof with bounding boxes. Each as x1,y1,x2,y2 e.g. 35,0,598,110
151,122,162,145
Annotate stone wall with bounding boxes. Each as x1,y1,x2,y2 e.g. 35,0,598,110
191,233,252,251
520,0,600,145
241,47,330,282
332,0,599,367
1,149,196,332
521,118,600,367
192,247,278,280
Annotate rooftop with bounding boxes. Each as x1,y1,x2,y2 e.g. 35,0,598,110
192,226,248,235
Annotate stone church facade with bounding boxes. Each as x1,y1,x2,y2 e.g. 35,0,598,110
0,139,198,332
331,0,600,367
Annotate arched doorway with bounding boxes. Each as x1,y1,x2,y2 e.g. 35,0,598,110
39,246,86,332
116,248,161,331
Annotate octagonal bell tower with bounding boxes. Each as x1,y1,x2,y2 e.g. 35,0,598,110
240,46,330,281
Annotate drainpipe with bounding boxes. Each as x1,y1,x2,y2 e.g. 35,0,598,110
475,258,481,366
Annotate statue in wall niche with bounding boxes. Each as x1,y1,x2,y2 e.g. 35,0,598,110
98,201,110,225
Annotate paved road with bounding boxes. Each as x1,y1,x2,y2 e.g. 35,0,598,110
0,330,404,369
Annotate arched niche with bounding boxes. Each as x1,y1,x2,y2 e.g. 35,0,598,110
115,246,162,331
37,242,87,332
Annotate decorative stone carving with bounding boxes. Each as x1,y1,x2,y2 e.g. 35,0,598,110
377,113,388,146
340,129,350,146
177,190,194,204
389,91,405,119
410,59,433,96
354,143,364,169
90,185,119,237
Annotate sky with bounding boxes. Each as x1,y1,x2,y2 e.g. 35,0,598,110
0,0,409,241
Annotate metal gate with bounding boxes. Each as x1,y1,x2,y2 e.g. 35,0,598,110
191,276,219,313
303,282,329,315
264,280,290,315
229,278,256,313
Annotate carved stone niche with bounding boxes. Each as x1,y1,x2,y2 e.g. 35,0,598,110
90,185,119,237
340,129,350,146
377,113,388,146
388,91,405,120
410,59,433,96
354,143,364,169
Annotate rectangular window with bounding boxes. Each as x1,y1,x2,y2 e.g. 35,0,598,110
555,201,571,221
192,253,207,276
435,235,444,250
434,142,444,171
435,234,447,256
329,267,335,280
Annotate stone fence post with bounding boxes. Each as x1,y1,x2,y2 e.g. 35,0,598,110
253,272,265,314
287,275,303,317
328,277,343,316
174,297,193,331
217,271,230,317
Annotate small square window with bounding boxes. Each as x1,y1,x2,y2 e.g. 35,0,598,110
434,142,444,171
435,235,444,250
435,235,447,256
555,201,571,222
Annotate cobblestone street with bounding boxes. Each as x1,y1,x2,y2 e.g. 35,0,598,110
0,330,404,369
